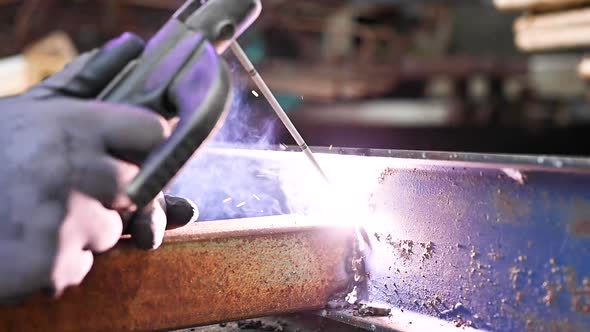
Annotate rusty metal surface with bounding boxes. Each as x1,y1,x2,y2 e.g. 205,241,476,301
169,147,590,331
0,215,353,332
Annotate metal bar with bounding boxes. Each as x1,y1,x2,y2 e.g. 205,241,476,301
0,215,354,332
168,148,590,331
340,160,590,331
203,146,590,174
230,42,330,183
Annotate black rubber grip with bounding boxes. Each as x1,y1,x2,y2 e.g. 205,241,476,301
126,42,232,207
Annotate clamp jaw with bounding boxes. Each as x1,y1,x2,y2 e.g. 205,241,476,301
99,0,261,209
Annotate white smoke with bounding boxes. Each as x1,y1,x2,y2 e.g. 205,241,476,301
167,56,293,221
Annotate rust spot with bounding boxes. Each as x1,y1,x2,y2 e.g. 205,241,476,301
509,266,524,289
568,199,590,237
494,189,531,224
571,219,590,236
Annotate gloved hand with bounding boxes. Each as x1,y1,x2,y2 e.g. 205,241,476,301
0,33,198,304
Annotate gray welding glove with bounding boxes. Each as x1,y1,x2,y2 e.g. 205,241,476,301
0,33,198,304
25,32,199,246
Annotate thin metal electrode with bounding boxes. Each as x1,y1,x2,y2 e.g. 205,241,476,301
230,42,329,182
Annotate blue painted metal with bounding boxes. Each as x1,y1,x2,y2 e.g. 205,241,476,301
170,147,590,331
360,164,590,331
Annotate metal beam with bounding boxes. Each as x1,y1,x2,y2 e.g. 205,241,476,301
0,215,354,332
169,148,590,331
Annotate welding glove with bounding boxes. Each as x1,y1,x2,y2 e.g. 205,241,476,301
0,33,198,304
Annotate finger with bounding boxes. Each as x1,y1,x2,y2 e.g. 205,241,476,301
26,33,145,99
127,193,167,250
71,155,139,209
65,33,145,98
84,102,170,163
164,195,199,230
61,191,123,254
51,250,94,298
51,191,123,296
24,51,96,99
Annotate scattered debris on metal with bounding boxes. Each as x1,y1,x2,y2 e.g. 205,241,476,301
236,320,285,331
377,168,395,184
355,302,392,317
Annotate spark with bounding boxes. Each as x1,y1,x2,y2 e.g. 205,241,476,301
252,194,261,201
236,202,246,208
223,197,232,203
255,171,275,178
251,90,259,97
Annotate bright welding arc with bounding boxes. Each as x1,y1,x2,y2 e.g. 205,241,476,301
230,42,330,183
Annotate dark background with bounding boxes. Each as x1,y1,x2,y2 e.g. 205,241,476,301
1,0,589,155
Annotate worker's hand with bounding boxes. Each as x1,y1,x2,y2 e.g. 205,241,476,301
0,33,198,304
24,32,199,248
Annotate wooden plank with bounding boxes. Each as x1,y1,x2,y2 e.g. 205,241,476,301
577,55,590,79
494,0,590,12
514,7,590,31
515,24,590,50
512,7,590,51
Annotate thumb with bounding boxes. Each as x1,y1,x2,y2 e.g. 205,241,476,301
25,33,145,99
126,194,199,250
163,195,199,230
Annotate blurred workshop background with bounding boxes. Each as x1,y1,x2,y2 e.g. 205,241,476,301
1,0,590,155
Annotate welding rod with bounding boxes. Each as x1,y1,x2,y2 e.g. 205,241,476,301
230,42,330,183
